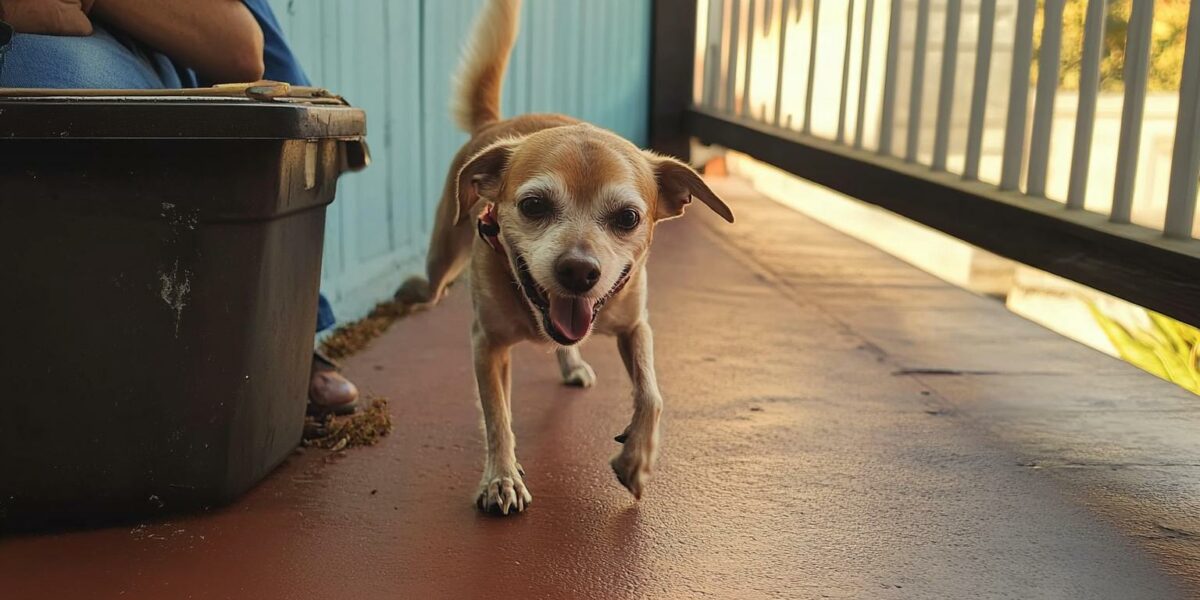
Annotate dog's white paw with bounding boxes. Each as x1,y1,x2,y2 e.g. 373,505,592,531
476,465,532,515
610,437,656,499
562,361,596,388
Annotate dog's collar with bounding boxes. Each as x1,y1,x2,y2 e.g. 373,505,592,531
477,203,505,256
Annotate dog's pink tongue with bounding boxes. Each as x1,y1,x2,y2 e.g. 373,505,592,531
549,295,594,342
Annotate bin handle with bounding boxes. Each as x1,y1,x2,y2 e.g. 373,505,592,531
343,140,371,173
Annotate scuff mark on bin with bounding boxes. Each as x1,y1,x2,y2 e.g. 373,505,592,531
160,202,198,231
159,260,192,336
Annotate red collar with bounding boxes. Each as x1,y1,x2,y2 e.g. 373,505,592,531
477,203,505,255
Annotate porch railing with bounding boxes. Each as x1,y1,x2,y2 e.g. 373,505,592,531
650,0,1200,329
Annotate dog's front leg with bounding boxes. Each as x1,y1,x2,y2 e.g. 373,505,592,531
473,324,531,514
611,320,662,499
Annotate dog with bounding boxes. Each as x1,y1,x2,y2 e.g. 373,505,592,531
396,0,733,515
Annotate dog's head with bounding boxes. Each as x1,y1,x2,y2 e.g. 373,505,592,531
455,124,733,345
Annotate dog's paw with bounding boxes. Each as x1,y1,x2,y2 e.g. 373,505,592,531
562,361,596,388
476,466,532,515
610,439,656,500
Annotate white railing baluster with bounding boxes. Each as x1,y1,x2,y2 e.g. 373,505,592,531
905,0,931,162
837,0,857,143
1164,3,1200,239
878,0,902,155
1026,0,1064,197
999,0,1036,191
803,0,821,133
963,0,996,180
724,0,743,114
853,0,876,149
1066,0,1107,210
772,0,792,125
932,0,962,171
741,0,758,118
703,0,725,110
1111,0,1154,224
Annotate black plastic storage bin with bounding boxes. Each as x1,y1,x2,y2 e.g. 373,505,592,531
0,86,367,529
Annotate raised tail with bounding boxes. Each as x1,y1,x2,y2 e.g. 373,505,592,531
451,0,522,133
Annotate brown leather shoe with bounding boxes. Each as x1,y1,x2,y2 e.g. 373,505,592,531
309,350,359,415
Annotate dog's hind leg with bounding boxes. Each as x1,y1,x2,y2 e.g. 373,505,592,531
556,346,596,388
473,323,531,515
610,320,662,499
395,190,474,307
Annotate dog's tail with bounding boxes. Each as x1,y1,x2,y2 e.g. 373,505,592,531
451,0,522,134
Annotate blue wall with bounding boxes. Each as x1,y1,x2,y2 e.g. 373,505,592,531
266,0,652,323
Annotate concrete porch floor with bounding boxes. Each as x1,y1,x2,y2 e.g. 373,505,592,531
3,178,1199,599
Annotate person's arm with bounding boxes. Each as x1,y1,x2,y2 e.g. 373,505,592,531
0,0,95,35
91,0,265,84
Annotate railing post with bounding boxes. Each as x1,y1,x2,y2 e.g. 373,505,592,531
1066,0,1107,210
1164,3,1200,239
803,0,821,134
853,0,876,149
773,0,796,127
836,0,856,143
963,0,996,180
932,0,963,171
724,0,743,114
741,0,758,119
1026,0,1064,197
999,0,1036,191
905,0,931,163
1110,0,1154,224
878,0,902,155
649,0,700,160
704,0,725,110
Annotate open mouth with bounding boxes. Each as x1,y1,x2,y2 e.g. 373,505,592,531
512,254,631,346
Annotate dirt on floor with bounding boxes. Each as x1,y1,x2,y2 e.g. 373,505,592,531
303,279,432,457
307,296,422,452
319,299,421,360
302,397,393,451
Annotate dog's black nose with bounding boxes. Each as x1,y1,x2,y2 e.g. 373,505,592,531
554,255,601,294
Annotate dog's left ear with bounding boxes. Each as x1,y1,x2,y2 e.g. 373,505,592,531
644,152,734,223
455,138,522,225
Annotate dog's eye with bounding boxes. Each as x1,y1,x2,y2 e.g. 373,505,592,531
613,208,641,231
518,195,552,220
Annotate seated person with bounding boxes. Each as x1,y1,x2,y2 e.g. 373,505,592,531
0,0,359,413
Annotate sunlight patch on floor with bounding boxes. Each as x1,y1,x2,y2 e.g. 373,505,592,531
720,149,1157,362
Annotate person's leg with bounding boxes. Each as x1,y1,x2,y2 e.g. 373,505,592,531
238,0,359,412
0,21,189,88
316,294,336,333
239,0,337,338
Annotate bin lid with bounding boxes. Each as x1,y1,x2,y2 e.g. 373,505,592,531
0,82,366,140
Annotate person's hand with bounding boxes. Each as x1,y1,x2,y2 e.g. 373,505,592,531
1,0,96,36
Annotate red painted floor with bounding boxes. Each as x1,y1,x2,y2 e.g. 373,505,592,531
1,179,1195,599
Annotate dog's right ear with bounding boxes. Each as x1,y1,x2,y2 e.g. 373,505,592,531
454,138,522,225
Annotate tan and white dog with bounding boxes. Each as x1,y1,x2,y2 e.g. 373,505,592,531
397,0,733,515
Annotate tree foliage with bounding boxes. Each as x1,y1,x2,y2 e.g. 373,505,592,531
1088,303,1200,394
1035,0,1189,92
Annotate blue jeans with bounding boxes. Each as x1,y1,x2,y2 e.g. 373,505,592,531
0,2,337,332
